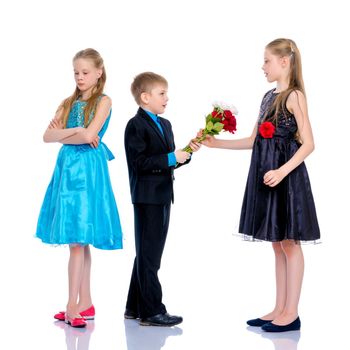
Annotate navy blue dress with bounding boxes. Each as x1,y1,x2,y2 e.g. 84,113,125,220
239,89,320,242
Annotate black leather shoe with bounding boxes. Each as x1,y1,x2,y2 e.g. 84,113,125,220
124,309,138,320
246,318,273,327
140,313,183,327
261,317,301,332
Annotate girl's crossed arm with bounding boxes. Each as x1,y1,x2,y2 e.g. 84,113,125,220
43,96,112,146
43,104,81,142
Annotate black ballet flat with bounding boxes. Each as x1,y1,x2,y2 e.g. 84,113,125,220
246,318,273,327
261,317,301,332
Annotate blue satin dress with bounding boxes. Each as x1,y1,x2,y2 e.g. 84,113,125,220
36,99,123,250
239,89,320,242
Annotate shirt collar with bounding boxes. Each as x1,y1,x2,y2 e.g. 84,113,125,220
143,109,158,122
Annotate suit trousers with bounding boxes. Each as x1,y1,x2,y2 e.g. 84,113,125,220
126,202,171,318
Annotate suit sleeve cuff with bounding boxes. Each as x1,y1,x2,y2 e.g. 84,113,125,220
167,152,177,167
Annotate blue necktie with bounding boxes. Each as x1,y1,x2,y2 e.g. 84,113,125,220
156,117,164,136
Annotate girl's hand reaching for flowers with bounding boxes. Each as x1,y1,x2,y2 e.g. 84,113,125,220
188,140,201,152
197,129,217,148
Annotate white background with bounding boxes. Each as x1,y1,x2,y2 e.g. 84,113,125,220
0,0,349,349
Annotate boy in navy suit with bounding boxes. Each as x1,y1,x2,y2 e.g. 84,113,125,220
124,72,200,326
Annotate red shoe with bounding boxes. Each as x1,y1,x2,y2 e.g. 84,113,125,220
80,305,95,320
54,305,95,321
65,315,87,328
54,311,65,321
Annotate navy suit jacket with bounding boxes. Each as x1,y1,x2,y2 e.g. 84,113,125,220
124,107,188,204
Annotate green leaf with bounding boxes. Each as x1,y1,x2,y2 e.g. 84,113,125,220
213,122,224,132
206,114,212,123
206,121,214,131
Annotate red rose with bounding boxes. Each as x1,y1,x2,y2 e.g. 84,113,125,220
224,124,236,133
222,110,237,134
211,110,219,118
223,110,233,118
228,116,237,127
259,121,275,138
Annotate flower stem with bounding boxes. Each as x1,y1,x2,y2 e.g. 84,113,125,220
182,134,207,153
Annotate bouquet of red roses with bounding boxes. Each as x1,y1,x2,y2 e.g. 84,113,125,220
183,102,238,152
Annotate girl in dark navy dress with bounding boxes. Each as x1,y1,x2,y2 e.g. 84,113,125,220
202,38,320,332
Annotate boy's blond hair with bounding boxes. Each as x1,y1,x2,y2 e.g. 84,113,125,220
131,72,168,105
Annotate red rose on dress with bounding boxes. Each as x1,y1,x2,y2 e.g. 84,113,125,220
259,121,275,138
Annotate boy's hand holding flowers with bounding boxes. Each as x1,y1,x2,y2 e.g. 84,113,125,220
175,149,190,164
175,140,201,164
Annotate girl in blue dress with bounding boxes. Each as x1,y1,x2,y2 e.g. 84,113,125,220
202,39,320,332
36,48,123,327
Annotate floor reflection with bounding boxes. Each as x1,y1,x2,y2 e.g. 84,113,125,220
246,325,264,335
54,320,95,350
124,319,183,350
262,330,301,350
247,326,301,350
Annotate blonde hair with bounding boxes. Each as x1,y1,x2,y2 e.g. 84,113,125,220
60,48,106,127
131,72,168,105
265,38,305,123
